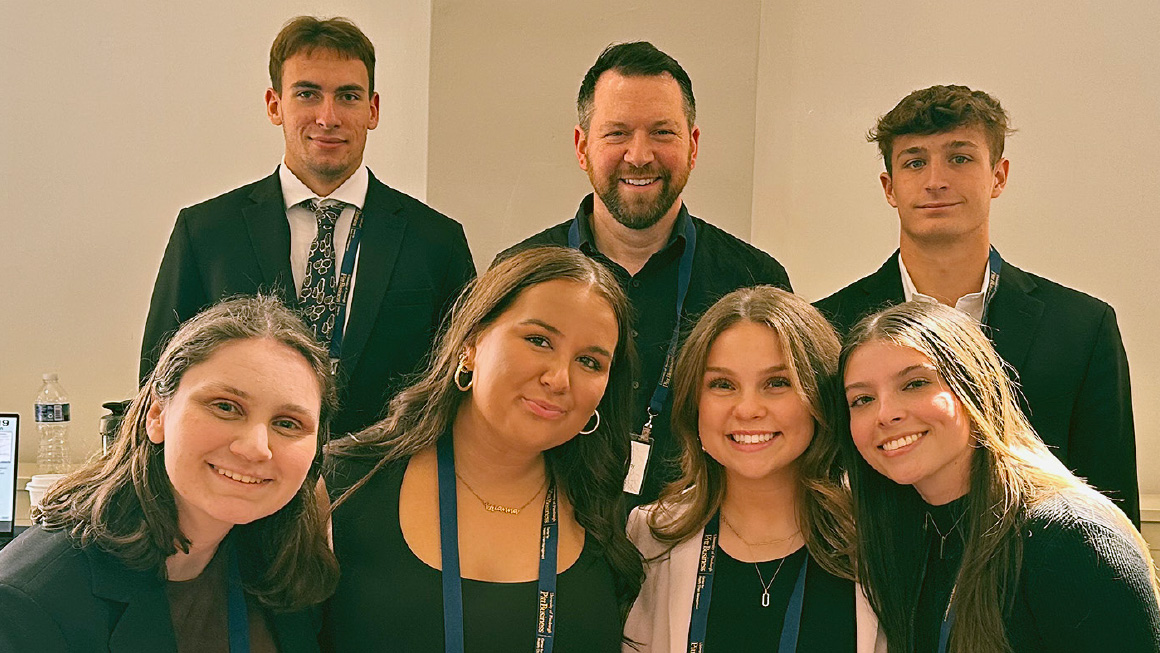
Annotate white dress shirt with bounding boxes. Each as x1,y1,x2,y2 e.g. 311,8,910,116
899,254,989,322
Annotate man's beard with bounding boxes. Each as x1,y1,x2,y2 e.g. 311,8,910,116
591,165,687,230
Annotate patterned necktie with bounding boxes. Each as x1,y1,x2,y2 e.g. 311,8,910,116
299,199,345,347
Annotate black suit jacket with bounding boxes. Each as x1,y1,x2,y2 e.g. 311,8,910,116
0,526,320,652
815,251,1140,524
141,170,476,436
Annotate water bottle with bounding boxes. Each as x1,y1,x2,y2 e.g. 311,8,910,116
34,373,71,473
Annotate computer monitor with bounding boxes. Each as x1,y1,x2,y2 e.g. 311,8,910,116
0,413,19,538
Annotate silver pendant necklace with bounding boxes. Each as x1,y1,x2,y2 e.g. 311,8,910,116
722,513,797,608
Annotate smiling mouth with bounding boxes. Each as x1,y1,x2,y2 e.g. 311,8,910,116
728,432,777,445
620,177,659,186
880,431,926,452
211,464,269,485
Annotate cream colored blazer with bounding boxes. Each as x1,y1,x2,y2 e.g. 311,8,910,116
624,504,886,653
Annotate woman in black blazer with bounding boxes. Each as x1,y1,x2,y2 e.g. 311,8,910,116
0,296,339,652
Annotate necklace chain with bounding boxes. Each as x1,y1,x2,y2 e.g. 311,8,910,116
925,510,967,559
455,472,546,515
721,513,801,547
721,512,800,608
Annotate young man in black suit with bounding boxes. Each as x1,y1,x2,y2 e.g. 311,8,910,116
816,85,1139,524
142,17,475,437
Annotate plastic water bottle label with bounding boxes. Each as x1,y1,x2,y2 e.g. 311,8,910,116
35,403,71,422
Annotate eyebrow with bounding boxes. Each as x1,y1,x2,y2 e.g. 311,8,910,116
704,364,789,375
844,363,935,392
202,382,316,417
521,319,613,358
599,119,681,130
289,81,367,93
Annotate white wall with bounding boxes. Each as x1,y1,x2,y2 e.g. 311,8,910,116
426,0,763,266
751,0,1160,491
1,1,432,463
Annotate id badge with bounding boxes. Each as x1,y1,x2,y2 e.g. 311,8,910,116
624,439,651,495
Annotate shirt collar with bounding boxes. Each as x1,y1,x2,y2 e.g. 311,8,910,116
898,252,989,321
573,193,692,255
278,159,369,210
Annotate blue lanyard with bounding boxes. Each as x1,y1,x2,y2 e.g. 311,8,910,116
436,436,559,653
938,603,955,653
979,246,1003,323
226,540,250,653
568,212,697,439
685,513,809,652
328,207,364,366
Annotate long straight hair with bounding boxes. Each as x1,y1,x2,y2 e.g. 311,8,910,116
36,295,340,611
647,286,855,580
328,246,644,618
838,301,1159,652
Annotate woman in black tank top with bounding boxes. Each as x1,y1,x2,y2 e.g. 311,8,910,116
323,247,644,652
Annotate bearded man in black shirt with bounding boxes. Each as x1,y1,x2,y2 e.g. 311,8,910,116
497,42,792,505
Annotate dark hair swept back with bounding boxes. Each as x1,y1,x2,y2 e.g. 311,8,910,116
329,246,645,619
577,41,696,131
869,84,1014,174
36,295,340,611
269,15,376,93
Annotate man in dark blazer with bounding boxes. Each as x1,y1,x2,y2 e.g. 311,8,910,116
141,17,474,437
816,85,1139,524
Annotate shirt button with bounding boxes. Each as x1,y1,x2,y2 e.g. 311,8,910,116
632,381,641,389
631,280,641,288
631,329,639,338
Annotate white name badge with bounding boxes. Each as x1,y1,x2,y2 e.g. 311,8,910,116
624,440,651,495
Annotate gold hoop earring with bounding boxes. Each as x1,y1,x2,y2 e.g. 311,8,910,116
454,358,473,391
579,409,600,435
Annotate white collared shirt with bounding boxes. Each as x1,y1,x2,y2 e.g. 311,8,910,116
280,160,368,297
899,254,989,322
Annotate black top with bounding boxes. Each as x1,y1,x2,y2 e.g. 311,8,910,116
814,251,1139,526
705,546,857,652
497,195,792,505
322,455,622,652
914,492,1160,651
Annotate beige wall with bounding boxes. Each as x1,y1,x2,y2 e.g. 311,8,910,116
2,1,432,462
3,0,1156,497
751,0,1160,492
426,0,763,266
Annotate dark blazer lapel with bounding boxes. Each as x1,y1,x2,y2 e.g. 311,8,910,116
864,250,907,306
243,171,298,308
87,549,177,653
340,173,408,377
984,261,1044,371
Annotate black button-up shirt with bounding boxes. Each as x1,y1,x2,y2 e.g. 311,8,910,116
497,195,793,505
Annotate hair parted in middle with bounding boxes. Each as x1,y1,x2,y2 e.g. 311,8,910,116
646,285,855,580
577,41,696,132
869,84,1014,174
328,245,644,618
837,301,1158,652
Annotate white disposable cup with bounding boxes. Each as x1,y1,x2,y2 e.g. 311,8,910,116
26,474,66,512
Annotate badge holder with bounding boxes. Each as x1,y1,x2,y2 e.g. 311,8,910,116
624,409,655,495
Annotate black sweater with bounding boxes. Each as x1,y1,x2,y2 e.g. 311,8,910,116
915,491,1159,652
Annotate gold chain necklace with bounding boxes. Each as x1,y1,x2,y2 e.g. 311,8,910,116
721,513,801,547
721,513,801,608
455,472,547,515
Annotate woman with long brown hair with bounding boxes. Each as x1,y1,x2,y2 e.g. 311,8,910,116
322,246,643,652
840,301,1159,652
0,295,339,652
624,286,879,652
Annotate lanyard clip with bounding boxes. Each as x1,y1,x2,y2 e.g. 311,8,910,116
639,409,657,443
